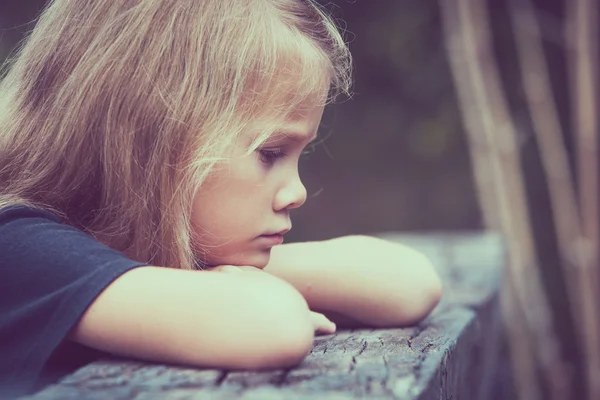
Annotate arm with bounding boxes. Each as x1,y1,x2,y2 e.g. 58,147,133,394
264,235,443,328
69,266,315,370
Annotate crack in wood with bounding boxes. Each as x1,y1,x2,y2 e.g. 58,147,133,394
274,368,292,387
382,355,390,388
409,346,430,388
407,322,429,353
215,371,228,387
356,340,368,356
421,343,435,353
349,356,357,373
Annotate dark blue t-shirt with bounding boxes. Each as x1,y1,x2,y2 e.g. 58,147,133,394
0,206,147,398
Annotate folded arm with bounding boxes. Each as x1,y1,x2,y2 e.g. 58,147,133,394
70,266,317,370
263,235,443,328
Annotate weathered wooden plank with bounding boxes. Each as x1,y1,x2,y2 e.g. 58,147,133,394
25,232,505,400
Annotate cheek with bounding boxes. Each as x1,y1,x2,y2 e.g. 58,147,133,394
189,155,277,232
190,174,229,233
190,168,260,233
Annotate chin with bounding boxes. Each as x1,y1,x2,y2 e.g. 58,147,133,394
241,251,271,269
207,250,271,269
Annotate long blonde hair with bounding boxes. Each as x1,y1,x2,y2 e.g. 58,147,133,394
0,0,352,269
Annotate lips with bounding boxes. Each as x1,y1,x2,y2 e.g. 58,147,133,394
258,226,290,247
263,227,291,236
259,233,285,246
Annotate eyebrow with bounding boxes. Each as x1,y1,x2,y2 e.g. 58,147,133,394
272,130,318,143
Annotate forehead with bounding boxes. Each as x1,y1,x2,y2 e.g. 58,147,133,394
239,50,331,123
284,103,324,133
247,102,324,147
274,101,325,134
240,52,329,147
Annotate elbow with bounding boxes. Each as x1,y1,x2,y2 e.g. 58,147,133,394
261,304,315,370
267,324,314,369
210,320,314,371
379,279,442,328
244,285,316,370
401,254,443,325
377,249,444,328
247,318,314,370
411,268,443,323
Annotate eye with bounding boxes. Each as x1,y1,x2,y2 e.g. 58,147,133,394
258,148,286,165
302,142,316,157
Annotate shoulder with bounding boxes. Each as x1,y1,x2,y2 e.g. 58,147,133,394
0,204,82,262
0,204,62,224
0,203,145,274
0,203,147,298
0,204,65,257
0,204,67,244
0,204,147,397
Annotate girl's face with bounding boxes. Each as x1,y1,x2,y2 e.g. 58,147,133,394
191,104,325,268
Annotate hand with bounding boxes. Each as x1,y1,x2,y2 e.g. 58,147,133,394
205,265,263,274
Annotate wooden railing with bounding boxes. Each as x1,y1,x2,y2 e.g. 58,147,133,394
25,233,507,400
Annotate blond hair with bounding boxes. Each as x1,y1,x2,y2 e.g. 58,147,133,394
0,0,352,269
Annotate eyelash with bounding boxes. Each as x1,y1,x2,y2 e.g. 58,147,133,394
302,143,316,156
258,148,287,164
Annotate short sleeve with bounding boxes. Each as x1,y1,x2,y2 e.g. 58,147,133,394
0,206,147,397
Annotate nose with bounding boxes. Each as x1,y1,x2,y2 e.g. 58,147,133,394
273,173,307,212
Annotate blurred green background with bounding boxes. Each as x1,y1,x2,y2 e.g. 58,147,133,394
296,1,482,241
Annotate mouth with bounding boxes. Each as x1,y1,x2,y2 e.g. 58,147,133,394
258,233,285,246
262,226,291,236
258,227,290,246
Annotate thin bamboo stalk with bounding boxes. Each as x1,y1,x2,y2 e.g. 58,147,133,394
500,275,543,400
509,0,582,330
567,0,600,395
437,4,501,232
509,0,600,398
462,1,570,397
440,0,570,398
438,1,560,399
570,1,599,247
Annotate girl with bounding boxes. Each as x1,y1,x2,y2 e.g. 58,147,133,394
0,0,442,397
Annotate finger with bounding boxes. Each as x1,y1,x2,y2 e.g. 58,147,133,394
315,321,336,335
222,266,244,273
235,266,263,272
310,311,336,334
205,265,242,273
